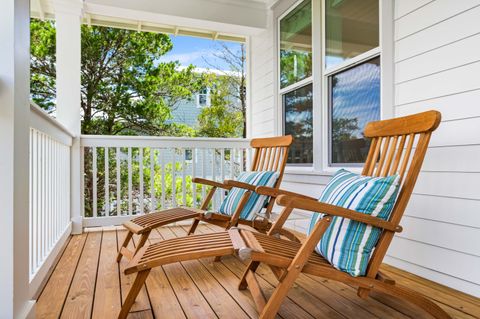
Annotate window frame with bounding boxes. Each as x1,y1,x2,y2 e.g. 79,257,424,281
196,87,211,108
274,0,393,175
277,0,315,167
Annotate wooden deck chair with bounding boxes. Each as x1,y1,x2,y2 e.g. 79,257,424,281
118,111,451,319
116,135,293,263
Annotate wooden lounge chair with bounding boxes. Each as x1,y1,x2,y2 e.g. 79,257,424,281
118,110,451,319
116,135,293,263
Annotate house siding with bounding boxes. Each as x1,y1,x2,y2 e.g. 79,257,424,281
388,0,480,297
250,11,276,138
249,0,480,297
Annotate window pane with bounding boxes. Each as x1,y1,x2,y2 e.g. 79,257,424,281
329,57,380,164
325,0,379,69
284,84,313,164
280,0,312,89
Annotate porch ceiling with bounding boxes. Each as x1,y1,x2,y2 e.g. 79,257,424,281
31,0,272,42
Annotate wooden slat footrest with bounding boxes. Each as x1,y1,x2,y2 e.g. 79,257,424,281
125,207,205,233
124,231,240,275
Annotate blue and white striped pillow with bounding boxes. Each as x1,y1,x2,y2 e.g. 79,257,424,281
309,169,400,277
219,171,279,221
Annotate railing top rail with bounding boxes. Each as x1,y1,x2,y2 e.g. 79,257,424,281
30,102,76,138
80,134,252,148
30,102,75,146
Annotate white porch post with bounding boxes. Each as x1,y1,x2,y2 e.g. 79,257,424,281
53,0,84,234
0,0,35,317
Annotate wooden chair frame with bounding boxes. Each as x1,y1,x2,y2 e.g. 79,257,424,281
116,135,294,263
118,111,450,319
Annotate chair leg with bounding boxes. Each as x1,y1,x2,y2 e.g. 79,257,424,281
357,287,370,299
134,230,151,256
116,231,134,263
188,218,200,235
239,261,260,290
259,267,302,319
118,269,151,319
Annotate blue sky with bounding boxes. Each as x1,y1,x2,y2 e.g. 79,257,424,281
159,35,241,71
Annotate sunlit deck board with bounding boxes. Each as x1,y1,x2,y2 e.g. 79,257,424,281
36,224,480,319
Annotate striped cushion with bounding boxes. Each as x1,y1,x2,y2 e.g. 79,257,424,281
219,171,279,221
309,169,400,277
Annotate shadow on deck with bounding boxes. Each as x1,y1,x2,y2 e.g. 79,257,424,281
35,224,480,318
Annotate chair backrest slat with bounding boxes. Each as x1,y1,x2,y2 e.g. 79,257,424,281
359,110,441,280
248,135,293,217
390,134,406,175
381,135,398,177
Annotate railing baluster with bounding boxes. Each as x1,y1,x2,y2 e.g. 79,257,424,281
240,148,245,172
116,147,121,216
220,148,225,202
160,149,165,209
150,148,156,211
46,137,51,251
230,148,234,179
212,148,217,210
29,129,33,274
182,148,186,206
128,147,132,215
192,148,197,208
139,147,144,214
42,133,46,261
105,147,110,216
172,148,176,207
92,147,98,217
202,148,206,199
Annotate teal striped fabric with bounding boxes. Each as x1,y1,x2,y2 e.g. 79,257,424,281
218,171,279,221
308,169,400,277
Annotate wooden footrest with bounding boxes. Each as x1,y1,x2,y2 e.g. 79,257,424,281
125,207,205,233
124,231,245,275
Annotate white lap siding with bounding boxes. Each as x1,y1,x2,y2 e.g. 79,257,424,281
248,0,480,297
388,0,480,297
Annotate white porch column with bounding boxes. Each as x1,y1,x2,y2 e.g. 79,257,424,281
53,0,84,234
0,0,35,317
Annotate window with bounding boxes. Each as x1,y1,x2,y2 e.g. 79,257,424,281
279,0,313,164
325,0,379,69
329,57,380,164
284,84,313,164
277,0,381,169
325,0,380,165
196,88,210,108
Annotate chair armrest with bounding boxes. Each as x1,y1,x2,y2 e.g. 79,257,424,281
276,195,402,233
192,177,231,190
256,186,317,201
224,179,257,191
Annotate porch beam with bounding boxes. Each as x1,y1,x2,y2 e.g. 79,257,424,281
53,0,84,234
85,0,267,35
0,0,35,317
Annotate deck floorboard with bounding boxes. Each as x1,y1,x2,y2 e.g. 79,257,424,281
36,224,480,319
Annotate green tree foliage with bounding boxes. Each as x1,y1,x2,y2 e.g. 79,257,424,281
197,76,243,138
31,19,57,111
198,43,246,138
30,19,245,216
30,19,205,136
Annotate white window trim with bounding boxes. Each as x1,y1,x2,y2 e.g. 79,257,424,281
274,0,394,177
196,88,211,108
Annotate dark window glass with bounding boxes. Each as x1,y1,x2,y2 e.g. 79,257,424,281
325,0,379,68
329,57,380,164
284,84,313,164
279,0,312,88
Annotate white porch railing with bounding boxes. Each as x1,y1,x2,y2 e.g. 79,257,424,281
29,103,74,293
80,135,251,227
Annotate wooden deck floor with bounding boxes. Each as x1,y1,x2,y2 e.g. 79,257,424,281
35,224,480,319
